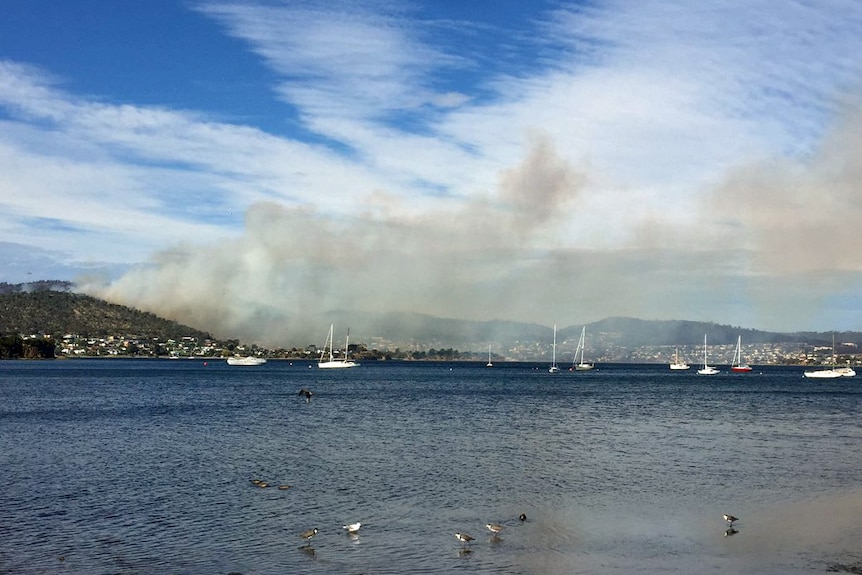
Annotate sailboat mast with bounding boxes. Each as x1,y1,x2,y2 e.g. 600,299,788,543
344,328,350,361
552,324,557,365
580,327,586,364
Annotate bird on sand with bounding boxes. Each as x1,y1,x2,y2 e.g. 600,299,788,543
723,513,739,525
300,528,318,545
343,522,361,534
298,388,314,402
455,532,475,545
486,523,504,536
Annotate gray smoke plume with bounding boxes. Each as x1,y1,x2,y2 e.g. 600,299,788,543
80,98,862,345
81,136,590,346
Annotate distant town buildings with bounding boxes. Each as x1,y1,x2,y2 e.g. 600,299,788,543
25,332,857,366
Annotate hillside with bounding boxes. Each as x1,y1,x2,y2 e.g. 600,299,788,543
585,317,806,346
324,310,855,349
322,309,549,347
1,282,859,357
0,285,212,342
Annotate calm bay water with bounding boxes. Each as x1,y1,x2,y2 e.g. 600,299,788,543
1,359,861,574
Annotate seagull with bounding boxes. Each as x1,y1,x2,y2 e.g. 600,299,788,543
519,513,527,522
300,528,318,545
455,532,475,545
723,514,739,525
486,523,504,536
343,522,361,535
298,388,314,403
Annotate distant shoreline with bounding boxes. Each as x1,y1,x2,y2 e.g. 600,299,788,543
1,356,823,367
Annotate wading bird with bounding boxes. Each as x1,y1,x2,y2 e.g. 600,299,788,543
455,532,474,546
299,527,318,545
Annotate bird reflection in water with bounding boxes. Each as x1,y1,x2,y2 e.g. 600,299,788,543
300,545,316,557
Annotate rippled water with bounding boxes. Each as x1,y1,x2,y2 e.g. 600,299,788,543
2,360,861,574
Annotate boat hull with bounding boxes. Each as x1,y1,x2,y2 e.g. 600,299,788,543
318,360,359,369
804,369,842,379
227,357,267,366
731,365,753,372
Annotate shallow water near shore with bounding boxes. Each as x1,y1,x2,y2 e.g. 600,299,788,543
2,360,861,574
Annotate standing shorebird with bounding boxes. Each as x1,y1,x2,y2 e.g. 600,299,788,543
299,527,318,545
723,514,739,525
455,532,475,546
343,522,361,535
485,523,504,537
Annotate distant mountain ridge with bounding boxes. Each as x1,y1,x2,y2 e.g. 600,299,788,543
583,317,803,346
316,310,549,347
313,310,855,350
0,282,858,352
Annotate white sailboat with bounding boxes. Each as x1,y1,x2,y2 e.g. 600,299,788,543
226,356,266,366
570,326,594,371
549,324,560,373
731,335,753,372
318,324,359,369
804,334,853,378
486,344,493,368
697,334,719,375
669,347,690,370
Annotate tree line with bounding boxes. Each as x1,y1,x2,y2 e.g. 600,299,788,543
0,334,55,359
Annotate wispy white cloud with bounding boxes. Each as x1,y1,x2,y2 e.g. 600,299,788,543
550,0,862,146
0,60,395,257
197,0,467,123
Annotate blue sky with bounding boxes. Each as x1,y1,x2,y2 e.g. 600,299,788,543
2,0,862,343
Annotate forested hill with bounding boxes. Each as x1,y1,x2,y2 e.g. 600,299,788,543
1,282,858,352
0,287,212,341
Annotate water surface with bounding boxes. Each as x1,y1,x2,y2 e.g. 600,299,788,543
1,360,861,574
